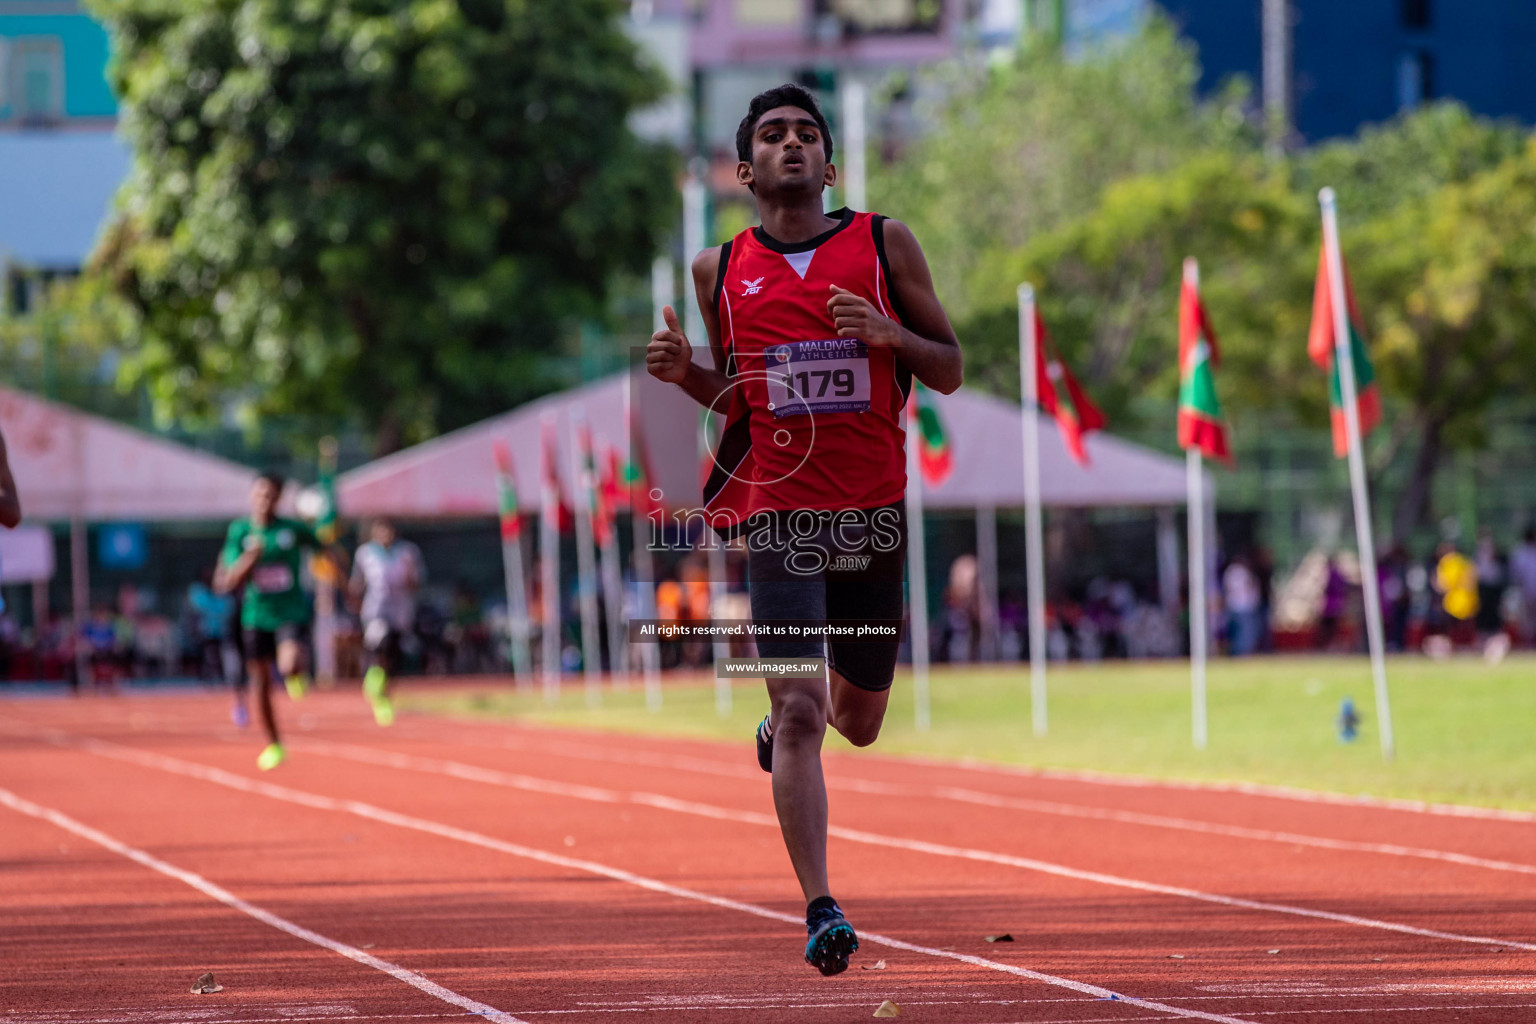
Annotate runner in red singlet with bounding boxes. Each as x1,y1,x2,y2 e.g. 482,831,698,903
647,84,962,975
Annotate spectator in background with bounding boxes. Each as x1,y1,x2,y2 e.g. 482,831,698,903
188,570,246,724
1222,553,1263,656
1433,540,1478,654
1378,545,1411,653
1317,555,1348,651
1473,530,1506,640
1511,527,1536,647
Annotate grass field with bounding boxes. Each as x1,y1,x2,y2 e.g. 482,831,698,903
409,653,1536,812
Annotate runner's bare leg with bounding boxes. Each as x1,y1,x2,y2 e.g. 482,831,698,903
768,674,832,901
251,661,278,746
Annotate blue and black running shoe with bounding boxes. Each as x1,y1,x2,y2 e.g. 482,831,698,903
755,714,774,774
804,901,858,976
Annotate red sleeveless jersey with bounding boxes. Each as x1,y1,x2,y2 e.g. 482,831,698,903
703,209,911,531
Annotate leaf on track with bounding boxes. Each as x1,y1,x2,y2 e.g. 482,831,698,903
984,934,1013,942
873,999,901,1017
861,959,887,970
190,973,223,995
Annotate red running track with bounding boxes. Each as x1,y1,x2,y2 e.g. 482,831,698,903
2,688,1535,1024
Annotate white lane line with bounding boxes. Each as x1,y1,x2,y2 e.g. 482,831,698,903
32,731,1256,1024
422,710,1536,825
296,739,1536,955
390,730,1536,878
0,786,529,1024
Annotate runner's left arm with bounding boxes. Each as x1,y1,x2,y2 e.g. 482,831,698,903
826,219,962,394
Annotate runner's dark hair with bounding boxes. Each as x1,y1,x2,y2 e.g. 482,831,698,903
257,469,285,490
736,84,834,163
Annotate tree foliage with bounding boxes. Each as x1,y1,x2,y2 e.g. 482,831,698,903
871,18,1255,322
91,0,677,451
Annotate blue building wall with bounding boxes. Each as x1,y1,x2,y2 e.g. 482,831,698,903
0,3,117,123
1156,0,1536,140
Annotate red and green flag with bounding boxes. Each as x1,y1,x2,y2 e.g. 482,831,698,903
1308,242,1382,458
577,422,615,548
492,439,522,541
1177,272,1233,465
1033,309,1106,466
907,381,953,486
540,417,574,532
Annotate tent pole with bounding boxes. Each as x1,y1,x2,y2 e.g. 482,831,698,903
70,516,90,691
904,420,931,731
976,503,999,662
1156,507,1181,617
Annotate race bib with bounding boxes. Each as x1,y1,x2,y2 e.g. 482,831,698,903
251,564,294,594
764,339,871,419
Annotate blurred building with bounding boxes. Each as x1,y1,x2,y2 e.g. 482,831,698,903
0,0,129,310
1154,0,1536,141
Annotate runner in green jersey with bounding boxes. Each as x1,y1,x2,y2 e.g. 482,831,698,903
216,471,347,770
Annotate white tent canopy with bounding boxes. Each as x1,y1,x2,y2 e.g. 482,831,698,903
0,387,259,522
338,371,1198,517
338,370,698,518
917,386,1205,509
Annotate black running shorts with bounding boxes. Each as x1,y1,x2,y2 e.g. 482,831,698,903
242,622,309,663
744,502,907,692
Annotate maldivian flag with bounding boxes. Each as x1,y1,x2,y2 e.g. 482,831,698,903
907,382,953,486
578,423,615,548
541,418,574,532
626,420,665,519
1308,242,1382,458
1033,309,1106,466
1177,272,1233,465
493,439,521,541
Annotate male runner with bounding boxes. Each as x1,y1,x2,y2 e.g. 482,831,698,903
215,471,346,769
349,517,424,726
647,84,962,975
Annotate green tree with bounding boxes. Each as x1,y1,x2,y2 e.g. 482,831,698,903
92,0,677,452
870,19,1255,322
957,152,1316,424
1350,138,1536,539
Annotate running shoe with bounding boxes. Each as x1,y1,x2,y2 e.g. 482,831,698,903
284,674,309,700
755,713,774,773
804,904,858,976
231,702,250,728
364,666,394,726
256,743,286,771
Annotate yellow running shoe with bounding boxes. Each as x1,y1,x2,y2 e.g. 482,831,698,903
284,674,309,700
257,743,286,771
364,666,394,726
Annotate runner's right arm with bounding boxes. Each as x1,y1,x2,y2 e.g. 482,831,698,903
646,247,733,411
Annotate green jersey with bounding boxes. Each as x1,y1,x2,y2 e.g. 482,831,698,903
221,516,321,630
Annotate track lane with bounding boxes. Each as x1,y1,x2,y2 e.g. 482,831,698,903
7,692,1536,1022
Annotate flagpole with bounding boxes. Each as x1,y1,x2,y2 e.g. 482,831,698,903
637,285,668,712
904,414,931,731
496,443,533,689
840,78,867,212
1182,260,1210,751
1319,187,1395,760
569,412,604,707
539,413,562,701
313,437,339,688
1018,284,1048,737
598,474,628,692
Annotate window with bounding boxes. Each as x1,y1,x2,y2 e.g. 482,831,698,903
10,37,64,125
1397,49,1434,110
1401,0,1431,30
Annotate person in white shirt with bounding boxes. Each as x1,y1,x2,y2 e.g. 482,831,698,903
1222,554,1263,657
349,518,424,725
